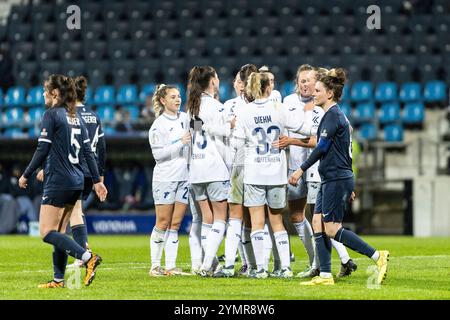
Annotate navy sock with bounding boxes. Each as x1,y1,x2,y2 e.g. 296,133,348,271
52,246,68,280
314,232,331,273
335,227,376,258
43,231,86,259
71,224,88,250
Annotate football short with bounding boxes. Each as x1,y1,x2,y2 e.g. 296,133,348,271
82,177,94,201
315,177,354,223
228,165,244,204
41,189,82,208
153,181,190,205
244,184,286,209
287,169,307,201
191,181,230,202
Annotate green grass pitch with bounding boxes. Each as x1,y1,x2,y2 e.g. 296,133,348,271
1,235,449,300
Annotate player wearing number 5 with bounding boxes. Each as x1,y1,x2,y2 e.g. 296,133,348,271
232,72,314,278
289,69,389,286
19,75,107,288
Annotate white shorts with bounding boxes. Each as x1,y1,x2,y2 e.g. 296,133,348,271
191,181,230,202
287,170,320,204
153,181,189,205
228,166,244,204
244,184,286,209
305,181,320,204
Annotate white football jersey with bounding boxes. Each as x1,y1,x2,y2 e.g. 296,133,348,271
189,93,230,183
149,112,189,182
233,98,313,185
283,93,324,182
269,89,282,103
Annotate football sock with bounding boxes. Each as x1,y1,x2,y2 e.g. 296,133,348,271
189,219,203,270
43,230,87,260
334,227,376,258
263,223,272,271
274,231,290,270
164,229,179,270
150,227,166,269
314,232,332,273
71,224,88,250
202,220,226,271
250,229,265,271
331,239,351,264
243,227,257,269
293,219,315,266
224,218,242,267
201,223,212,254
52,245,68,280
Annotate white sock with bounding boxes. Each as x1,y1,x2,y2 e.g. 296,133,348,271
189,219,203,270
237,238,247,266
250,229,265,271
164,229,179,270
242,227,257,268
320,272,332,278
331,239,351,264
202,220,226,271
371,251,380,262
274,231,290,269
150,227,166,269
263,224,272,271
269,226,281,270
201,222,212,255
224,218,242,267
293,219,315,266
81,250,92,263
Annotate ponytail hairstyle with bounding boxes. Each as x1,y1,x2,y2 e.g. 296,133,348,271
245,72,271,100
295,64,314,94
314,67,329,81
152,84,178,117
73,75,88,104
239,64,258,102
186,66,217,117
44,74,77,117
317,68,347,102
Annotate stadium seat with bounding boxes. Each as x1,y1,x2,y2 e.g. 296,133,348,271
96,105,115,122
4,87,25,107
26,86,44,106
399,82,422,102
358,122,377,141
403,102,425,124
281,82,295,98
339,102,352,121
5,107,24,125
423,81,447,103
94,86,116,105
139,83,157,103
379,102,401,124
341,85,350,102
350,81,373,102
122,105,140,120
29,107,44,122
219,83,232,101
354,102,375,123
85,87,93,105
3,128,26,138
375,82,398,102
384,124,404,142
0,88,3,107
117,85,138,105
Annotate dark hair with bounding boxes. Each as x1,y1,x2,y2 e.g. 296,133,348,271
44,74,77,117
317,68,347,102
186,66,216,117
74,76,88,103
246,72,271,100
239,64,259,102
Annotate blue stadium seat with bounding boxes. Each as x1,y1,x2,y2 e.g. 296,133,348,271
116,85,138,105
354,102,375,123
122,105,140,120
5,107,24,125
26,86,44,106
28,126,40,138
281,82,295,98
424,81,447,103
96,105,115,122
219,83,231,101
85,87,93,105
4,128,26,138
139,83,157,103
341,85,350,102
399,82,422,102
4,87,25,107
350,81,373,102
358,123,377,141
379,102,401,124
29,107,44,122
375,82,398,102
384,124,404,142
94,86,115,105
403,102,425,124
0,88,3,107
339,102,352,120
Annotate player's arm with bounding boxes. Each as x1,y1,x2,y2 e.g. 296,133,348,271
282,101,314,136
230,116,246,150
149,126,189,162
201,103,233,137
273,135,317,149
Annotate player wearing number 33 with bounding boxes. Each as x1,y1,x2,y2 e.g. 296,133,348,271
19,74,107,288
288,68,389,286
231,71,314,278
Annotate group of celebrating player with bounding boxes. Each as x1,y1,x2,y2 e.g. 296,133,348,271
148,63,390,286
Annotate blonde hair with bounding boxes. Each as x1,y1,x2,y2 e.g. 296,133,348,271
258,65,270,73
246,72,271,100
152,84,178,117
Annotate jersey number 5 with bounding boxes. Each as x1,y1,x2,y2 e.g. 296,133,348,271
69,128,81,164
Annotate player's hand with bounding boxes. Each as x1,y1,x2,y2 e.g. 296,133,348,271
230,116,236,129
288,169,303,186
94,182,108,202
181,132,191,145
350,191,356,202
19,175,28,189
36,169,44,182
272,134,289,149
304,100,314,111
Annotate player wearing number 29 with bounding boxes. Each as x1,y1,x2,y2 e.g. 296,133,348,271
18,74,107,288
232,71,314,278
289,68,389,286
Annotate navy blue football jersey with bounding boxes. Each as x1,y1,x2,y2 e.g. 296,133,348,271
76,105,104,178
316,104,353,182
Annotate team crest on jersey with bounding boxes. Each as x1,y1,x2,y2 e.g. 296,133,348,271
40,128,48,136
321,129,328,137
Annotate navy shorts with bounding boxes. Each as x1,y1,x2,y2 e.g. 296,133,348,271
82,177,94,201
42,189,82,208
315,177,354,223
